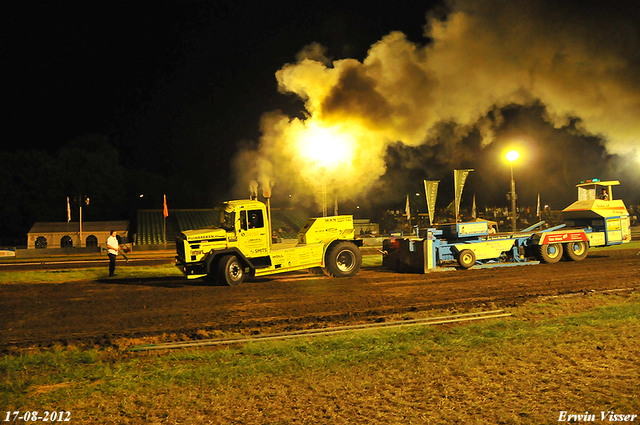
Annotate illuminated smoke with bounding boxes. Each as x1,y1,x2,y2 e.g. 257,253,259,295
249,180,258,199
233,0,640,208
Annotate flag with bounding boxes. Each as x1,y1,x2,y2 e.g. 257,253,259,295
405,194,411,222
424,180,440,226
454,169,474,221
163,194,169,218
536,193,541,218
66,197,71,222
472,194,477,219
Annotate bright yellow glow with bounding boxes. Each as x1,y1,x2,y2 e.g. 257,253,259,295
296,123,354,170
506,150,520,162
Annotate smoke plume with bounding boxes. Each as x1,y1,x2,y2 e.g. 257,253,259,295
233,0,640,210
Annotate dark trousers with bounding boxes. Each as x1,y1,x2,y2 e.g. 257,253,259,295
108,253,116,276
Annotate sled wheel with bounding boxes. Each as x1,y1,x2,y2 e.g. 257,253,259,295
217,255,244,286
457,249,476,269
325,242,362,278
537,243,563,263
563,241,589,261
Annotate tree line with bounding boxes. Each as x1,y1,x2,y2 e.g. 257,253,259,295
0,135,205,246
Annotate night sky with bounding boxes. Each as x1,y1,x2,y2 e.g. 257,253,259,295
2,2,428,191
2,0,640,227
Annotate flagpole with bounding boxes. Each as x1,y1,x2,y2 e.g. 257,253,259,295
163,194,168,249
79,201,83,248
66,197,71,244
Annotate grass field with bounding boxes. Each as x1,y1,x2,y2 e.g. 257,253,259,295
2,293,638,424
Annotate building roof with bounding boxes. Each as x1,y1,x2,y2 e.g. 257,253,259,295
29,221,129,234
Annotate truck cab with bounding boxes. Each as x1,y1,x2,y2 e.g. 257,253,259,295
562,179,631,246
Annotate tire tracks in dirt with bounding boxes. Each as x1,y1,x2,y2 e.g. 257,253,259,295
1,249,638,351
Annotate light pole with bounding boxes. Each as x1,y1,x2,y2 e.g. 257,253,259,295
506,150,519,232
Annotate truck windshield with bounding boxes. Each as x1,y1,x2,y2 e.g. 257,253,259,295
220,210,235,232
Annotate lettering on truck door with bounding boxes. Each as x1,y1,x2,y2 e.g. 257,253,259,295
239,209,269,256
606,218,623,243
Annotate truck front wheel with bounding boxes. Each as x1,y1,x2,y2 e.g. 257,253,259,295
537,243,563,263
217,255,244,286
326,242,362,278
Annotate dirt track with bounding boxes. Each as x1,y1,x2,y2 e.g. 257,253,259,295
1,249,639,351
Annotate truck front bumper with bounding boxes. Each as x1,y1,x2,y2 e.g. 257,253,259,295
175,257,208,279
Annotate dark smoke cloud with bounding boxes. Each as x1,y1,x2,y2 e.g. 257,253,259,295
370,103,640,214
233,0,640,214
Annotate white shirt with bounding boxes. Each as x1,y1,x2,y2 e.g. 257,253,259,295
107,235,119,255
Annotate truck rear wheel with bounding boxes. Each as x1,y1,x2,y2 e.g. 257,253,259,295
325,242,362,278
563,241,589,261
537,243,563,263
457,249,476,269
217,255,244,286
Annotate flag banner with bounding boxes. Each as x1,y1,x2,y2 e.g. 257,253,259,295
454,169,474,220
405,194,411,222
472,194,477,219
163,194,169,218
423,180,440,226
66,197,71,222
536,193,541,218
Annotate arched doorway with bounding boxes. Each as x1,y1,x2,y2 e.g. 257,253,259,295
86,235,98,248
61,235,73,248
35,236,48,249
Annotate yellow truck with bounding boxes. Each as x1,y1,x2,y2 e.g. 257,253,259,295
175,199,363,285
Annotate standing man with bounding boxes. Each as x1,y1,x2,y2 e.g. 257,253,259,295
106,230,119,277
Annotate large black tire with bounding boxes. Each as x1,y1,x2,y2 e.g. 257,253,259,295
217,255,244,286
536,243,563,263
325,242,362,278
457,249,476,269
563,241,589,261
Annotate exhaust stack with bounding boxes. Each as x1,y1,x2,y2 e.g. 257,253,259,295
262,183,272,250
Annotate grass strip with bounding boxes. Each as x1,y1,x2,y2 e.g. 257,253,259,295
0,264,183,284
0,256,382,285
590,240,640,251
1,292,638,424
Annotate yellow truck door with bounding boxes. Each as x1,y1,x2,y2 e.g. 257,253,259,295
238,208,270,257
